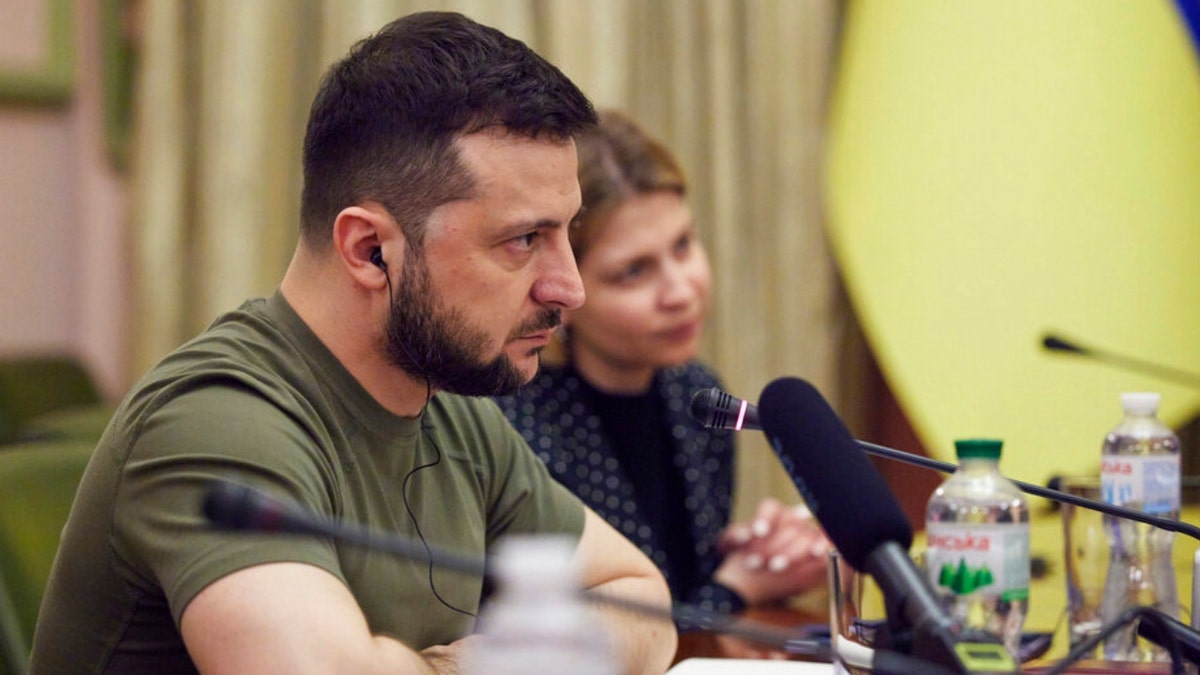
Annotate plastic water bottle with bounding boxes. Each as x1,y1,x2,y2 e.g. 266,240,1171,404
1099,392,1180,661
465,535,619,675
925,439,1030,658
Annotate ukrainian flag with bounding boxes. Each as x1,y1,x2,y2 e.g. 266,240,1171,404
825,1,1200,481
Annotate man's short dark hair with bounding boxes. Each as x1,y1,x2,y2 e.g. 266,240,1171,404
300,11,597,248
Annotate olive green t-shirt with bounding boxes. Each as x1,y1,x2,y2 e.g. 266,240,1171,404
29,292,585,674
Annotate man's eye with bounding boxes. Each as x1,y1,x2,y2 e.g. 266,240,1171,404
513,232,538,250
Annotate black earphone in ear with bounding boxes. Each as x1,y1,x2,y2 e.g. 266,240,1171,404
370,248,386,271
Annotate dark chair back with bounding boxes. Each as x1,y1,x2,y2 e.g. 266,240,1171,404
0,357,101,444
0,440,94,675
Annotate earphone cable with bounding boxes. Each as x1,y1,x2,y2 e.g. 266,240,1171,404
384,263,471,616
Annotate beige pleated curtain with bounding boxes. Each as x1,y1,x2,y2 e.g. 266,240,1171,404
129,0,855,520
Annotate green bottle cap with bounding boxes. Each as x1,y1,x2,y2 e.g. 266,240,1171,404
954,438,1002,460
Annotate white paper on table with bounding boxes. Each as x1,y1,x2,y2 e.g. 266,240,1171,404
667,658,835,675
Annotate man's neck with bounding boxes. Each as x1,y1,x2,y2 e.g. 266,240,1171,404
280,251,433,417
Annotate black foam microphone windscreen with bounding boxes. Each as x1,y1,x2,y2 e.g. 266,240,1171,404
204,479,305,533
758,377,913,571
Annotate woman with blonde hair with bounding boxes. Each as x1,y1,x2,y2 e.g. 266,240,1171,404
496,110,829,617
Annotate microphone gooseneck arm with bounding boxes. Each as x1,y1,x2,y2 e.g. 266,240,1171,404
865,543,955,641
855,440,1200,542
687,387,1200,542
204,479,488,577
696,380,1200,672
201,479,828,657
1136,607,1200,667
1042,332,1200,389
1042,606,1188,675
757,377,1021,674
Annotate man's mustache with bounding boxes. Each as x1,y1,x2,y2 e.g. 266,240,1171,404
514,309,562,336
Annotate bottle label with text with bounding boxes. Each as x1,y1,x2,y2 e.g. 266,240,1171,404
1101,454,1180,515
925,522,1030,601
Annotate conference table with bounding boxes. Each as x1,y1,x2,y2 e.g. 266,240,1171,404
671,606,1178,674
674,604,826,663
668,503,1200,673
671,607,1176,673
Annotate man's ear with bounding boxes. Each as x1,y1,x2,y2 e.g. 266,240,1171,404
334,203,401,289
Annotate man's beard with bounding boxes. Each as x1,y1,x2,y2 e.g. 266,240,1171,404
383,250,561,397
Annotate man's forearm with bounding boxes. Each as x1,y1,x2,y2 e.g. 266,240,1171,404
419,638,475,675
586,575,678,675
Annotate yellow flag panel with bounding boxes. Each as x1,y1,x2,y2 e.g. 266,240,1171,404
825,0,1200,481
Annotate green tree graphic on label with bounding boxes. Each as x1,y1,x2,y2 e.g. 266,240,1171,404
937,558,994,595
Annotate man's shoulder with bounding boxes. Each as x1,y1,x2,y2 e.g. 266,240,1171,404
139,297,285,377
115,298,319,437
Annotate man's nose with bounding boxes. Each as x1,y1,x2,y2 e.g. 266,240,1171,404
533,237,585,310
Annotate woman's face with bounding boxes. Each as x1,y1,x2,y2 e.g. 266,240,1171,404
565,190,712,393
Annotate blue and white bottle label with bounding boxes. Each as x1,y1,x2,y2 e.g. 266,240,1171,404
1101,454,1180,515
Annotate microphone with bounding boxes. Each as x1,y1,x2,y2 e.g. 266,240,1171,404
1042,332,1200,389
205,478,314,532
201,479,828,659
756,379,912,570
689,388,760,431
720,379,1200,667
688,387,1200,543
203,480,488,577
757,377,1019,674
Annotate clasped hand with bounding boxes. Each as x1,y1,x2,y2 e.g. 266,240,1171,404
714,497,832,606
